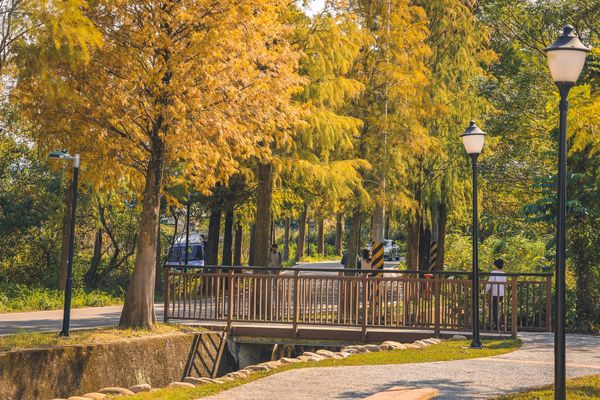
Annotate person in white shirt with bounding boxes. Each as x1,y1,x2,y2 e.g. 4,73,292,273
486,259,507,330
270,243,282,269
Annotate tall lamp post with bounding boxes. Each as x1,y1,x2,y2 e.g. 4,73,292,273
545,25,590,400
461,121,486,349
49,151,80,337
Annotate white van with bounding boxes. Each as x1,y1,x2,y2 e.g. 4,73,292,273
165,234,205,268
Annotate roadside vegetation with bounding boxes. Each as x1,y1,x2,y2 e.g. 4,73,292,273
0,324,203,352
496,375,600,400
125,339,521,400
0,285,122,313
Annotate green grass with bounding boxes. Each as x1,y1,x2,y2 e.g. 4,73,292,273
0,324,205,352
124,339,521,400
300,255,342,263
0,285,122,313
496,375,600,399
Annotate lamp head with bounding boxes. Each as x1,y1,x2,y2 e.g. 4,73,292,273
48,150,80,167
461,121,486,156
545,25,591,84
48,150,68,159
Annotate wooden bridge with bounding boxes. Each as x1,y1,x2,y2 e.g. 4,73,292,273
163,266,552,344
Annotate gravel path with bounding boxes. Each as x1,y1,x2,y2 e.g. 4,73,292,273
205,333,600,399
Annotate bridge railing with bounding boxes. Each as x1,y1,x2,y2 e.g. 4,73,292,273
163,266,552,338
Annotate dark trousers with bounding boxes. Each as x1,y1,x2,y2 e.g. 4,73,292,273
492,296,503,329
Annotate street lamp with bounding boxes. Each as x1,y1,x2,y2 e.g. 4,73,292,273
49,150,80,337
545,25,590,400
461,120,486,349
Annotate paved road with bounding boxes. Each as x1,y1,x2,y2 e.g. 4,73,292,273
0,261,399,335
0,304,165,335
292,260,401,275
206,332,600,400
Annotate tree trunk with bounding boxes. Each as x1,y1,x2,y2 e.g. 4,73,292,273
371,198,385,243
233,222,243,266
406,218,420,270
419,221,431,271
348,209,361,269
385,214,390,240
58,180,73,291
296,206,308,260
334,214,343,256
282,218,291,261
317,218,325,256
84,229,103,288
254,163,274,267
248,224,256,266
271,218,276,245
222,208,234,266
154,200,163,296
206,203,222,266
119,143,164,328
435,202,447,270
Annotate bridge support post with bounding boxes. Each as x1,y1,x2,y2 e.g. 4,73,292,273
361,274,368,342
434,277,441,337
227,270,234,330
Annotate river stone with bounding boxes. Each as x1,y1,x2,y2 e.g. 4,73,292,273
342,345,369,354
279,357,301,364
404,343,421,349
217,376,236,382
243,364,270,372
422,338,439,345
296,355,313,362
98,387,134,396
183,377,210,386
335,352,351,358
413,340,429,347
68,397,92,400
364,344,381,352
225,371,248,379
81,394,107,400
167,382,196,388
128,384,151,394
382,341,406,350
315,349,338,358
301,351,323,358
450,334,467,340
261,360,283,369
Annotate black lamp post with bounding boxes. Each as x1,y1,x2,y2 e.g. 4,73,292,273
461,121,486,349
544,25,590,400
49,150,80,337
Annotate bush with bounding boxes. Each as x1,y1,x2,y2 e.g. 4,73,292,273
0,284,122,313
445,233,548,273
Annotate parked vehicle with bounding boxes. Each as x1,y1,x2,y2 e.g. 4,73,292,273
383,239,400,261
165,234,205,269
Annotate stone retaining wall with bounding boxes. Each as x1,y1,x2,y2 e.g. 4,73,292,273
0,331,223,400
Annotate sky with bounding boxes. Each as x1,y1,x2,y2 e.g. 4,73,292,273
304,0,326,16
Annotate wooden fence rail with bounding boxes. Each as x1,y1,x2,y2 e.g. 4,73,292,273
164,267,552,338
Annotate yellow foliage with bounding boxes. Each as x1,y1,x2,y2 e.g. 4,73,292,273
16,0,303,196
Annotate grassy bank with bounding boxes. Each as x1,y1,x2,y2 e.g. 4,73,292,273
496,375,600,399
126,339,521,400
0,324,205,352
0,285,122,313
